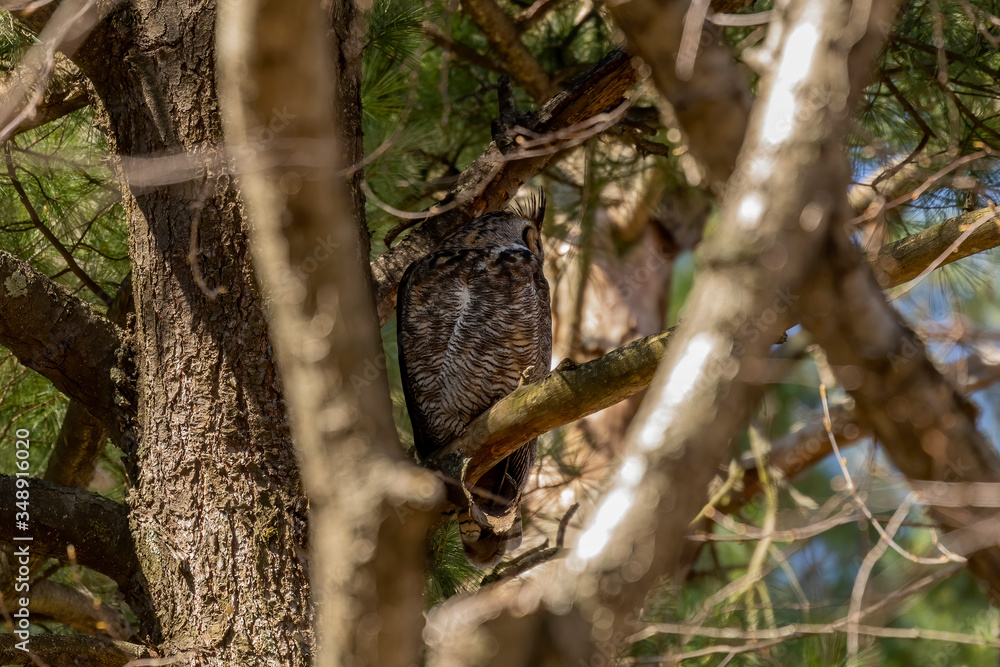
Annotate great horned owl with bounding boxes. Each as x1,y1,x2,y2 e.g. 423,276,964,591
397,195,552,568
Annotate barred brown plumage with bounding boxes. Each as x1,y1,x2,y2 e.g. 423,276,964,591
397,194,551,568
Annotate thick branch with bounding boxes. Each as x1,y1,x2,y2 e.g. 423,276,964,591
430,330,672,485
0,250,124,433
874,206,1000,287
11,90,89,136
43,401,107,487
0,475,138,594
371,48,640,324
0,634,146,667
546,1,896,656
462,0,554,101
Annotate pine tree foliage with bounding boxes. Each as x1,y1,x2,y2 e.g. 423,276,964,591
2,0,1000,663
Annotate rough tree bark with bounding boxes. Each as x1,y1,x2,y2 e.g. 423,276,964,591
12,0,314,663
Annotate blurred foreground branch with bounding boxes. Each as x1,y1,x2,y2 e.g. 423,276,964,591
606,0,752,190
218,1,440,663
801,224,1000,599
430,205,1000,497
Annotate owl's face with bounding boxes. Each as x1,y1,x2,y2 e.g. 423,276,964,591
440,196,546,259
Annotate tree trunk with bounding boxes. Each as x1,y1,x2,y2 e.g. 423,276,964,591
16,1,315,662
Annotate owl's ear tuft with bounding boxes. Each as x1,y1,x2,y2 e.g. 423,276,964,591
509,190,546,229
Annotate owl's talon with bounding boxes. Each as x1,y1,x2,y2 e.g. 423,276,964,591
517,365,536,388
554,358,577,372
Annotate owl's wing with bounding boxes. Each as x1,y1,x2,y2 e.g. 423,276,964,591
398,244,551,567
397,252,449,459
398,245,550,453
397,247,497,459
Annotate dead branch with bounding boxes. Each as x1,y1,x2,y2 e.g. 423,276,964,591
370,48,640,324
479,503,579,585
430,330,672,486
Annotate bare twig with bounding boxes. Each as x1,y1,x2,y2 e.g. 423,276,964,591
514,0,563,29
851,151,989,224
480,503,579,585
820,385,965,565
638,616,1000,650
846,496,913,656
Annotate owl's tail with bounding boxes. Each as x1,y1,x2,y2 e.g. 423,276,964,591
458,508,522,569
457,440,536,569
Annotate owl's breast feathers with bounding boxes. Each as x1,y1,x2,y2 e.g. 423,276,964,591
398,241,552,567
398,245,551,457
